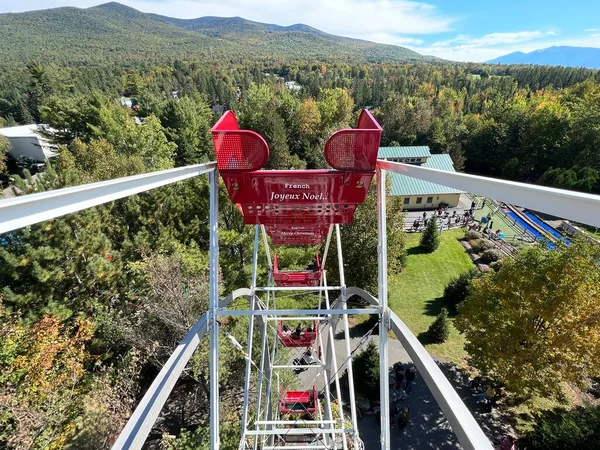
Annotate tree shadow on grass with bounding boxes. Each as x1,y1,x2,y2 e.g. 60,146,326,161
406,245,428,256
423,296,446,317
417,329,437,345
424,296,460,317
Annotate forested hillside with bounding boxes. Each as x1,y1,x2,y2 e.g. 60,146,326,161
0,2,430,65
2,4,600,447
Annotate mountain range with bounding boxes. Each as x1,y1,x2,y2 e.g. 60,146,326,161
0,2,432,66
487,46,600,69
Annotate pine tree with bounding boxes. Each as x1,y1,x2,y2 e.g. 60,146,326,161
427,307,450,343
420,215,440,253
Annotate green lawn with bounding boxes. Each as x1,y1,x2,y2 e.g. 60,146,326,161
389,228,474,365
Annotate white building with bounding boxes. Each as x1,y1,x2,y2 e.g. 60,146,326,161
0,124,58,162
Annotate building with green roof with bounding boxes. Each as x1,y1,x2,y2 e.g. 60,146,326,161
378,146,464,210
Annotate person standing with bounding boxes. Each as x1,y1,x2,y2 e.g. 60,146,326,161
405,366,417,394
394,365,405,392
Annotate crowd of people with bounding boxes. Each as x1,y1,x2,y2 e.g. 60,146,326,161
282,323,315,339
409,200,506,240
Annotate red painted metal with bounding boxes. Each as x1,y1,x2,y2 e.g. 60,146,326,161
265,225,329,245
273,253,321,287
324,109,382,171
277,320,318,347
212,111,269,172
279,386,317,414
210,110,382,238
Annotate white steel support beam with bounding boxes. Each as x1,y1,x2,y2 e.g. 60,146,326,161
388,311,493,450
0,163,216,235
112,288,252,450
335,224,360,449
219,308,380,317
209,169,221,450
254,271,272,450
245,428,354,436
322,271,348,450
377,160,600,228
334,288,494,450
321,225,334,269
241,226,260,440
318,272,336,450
255,286,343,292
377,168,390,450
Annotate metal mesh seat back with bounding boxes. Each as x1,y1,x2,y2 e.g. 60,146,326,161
324,109,382,171
211,111,269,172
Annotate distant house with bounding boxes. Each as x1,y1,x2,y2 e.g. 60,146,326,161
0,124,58,162
212,105,225,115
378,146,464,210
285,81,302,92
119,96,133,108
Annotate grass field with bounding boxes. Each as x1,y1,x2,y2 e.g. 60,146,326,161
389,228,474,365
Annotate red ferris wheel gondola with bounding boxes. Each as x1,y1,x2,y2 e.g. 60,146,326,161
272,253,321,288
276,320,318,348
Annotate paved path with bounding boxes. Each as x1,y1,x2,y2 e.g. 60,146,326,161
291,322,510,449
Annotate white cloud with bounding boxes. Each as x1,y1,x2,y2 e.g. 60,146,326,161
0,0,454,39
352,32,424,46
585,28,600,33
431,30,556,49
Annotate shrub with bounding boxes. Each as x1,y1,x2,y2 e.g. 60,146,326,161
470,239,495,253
522,405,600,449
442,270,478,311
427,308,450,343
489,260,503,272
420,216,440,253
480,249,504,264
352,341,380,400
465,230,482,240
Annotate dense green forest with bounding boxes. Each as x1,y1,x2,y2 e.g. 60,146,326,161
0,2,430,66
2,4,600,446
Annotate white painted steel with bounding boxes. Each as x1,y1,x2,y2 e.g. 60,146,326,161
218,308,380,316
321,225,334,268
245,428,353,436
336,225,360,449
111,289,252,450
339,288,493,450
0,162,216,234
387,311,493,450
271,364,325,369
266,316,330,322
255,420,336,425
111,315,209,450
263,445,330,450
255,286,343,292
241,227,260,441
377,159,600,228
209,170,221,450
377,168,390,450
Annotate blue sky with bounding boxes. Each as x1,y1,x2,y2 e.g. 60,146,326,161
2,0,600,62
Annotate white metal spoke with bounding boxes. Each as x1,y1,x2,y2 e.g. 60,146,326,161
0,163,216,234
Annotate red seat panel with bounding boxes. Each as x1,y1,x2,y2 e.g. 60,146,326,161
279,386,317,414
273,254,322,287
221,170,374,225
266,225,329,245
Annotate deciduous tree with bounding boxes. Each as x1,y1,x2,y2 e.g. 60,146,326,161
456,240,600,397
